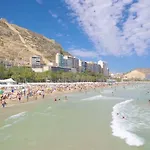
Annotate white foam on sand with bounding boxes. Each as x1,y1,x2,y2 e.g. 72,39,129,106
111,99,145,147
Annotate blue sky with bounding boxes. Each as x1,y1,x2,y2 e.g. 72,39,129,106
0,0,150,73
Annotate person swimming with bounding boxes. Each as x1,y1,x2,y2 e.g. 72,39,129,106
65,96,68,100
54,98,57,102
112,92,114,96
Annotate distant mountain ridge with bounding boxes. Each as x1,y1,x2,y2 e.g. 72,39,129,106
0,18,70,66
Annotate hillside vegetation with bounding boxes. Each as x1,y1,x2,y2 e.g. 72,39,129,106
0,18,70,66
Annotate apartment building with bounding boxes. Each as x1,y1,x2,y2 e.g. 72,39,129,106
98,60,109,77
30,55,41,68
56,53,64,67
55,53,109,75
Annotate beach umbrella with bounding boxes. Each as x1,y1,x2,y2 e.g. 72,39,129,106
0,90,4,94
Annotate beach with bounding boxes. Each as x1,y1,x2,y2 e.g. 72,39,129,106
0,82,150,150
0,82,122,107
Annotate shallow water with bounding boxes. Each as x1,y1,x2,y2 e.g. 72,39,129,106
0,83,150,150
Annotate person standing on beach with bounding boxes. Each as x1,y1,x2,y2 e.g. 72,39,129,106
35,92,38,100
1,99,6,108
18,94,21,102
26,93,29,102
23,88,26,96
42,90,45,99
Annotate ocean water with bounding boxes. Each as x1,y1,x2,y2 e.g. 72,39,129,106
0,83,150,150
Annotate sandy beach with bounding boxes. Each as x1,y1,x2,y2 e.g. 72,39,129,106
0,82,126,108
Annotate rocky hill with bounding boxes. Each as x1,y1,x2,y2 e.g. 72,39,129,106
124,68,150,80
136,68,150,74
0,18,70,66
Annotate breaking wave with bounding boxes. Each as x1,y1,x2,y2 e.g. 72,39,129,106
111,99,145,146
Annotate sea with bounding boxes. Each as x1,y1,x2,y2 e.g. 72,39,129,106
0,83,150,150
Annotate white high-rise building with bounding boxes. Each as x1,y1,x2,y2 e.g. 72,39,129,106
86,61,101,74
98,60,109,77
56,53,64,67
79,60,87,72
73,57,79,71
63,56,79,71
63,56,73,68
94,63,101,74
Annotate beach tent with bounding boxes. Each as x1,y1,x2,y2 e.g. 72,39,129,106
0,78,16,84
5,78,16,83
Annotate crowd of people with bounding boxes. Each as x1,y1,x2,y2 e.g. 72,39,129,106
0,82,123,108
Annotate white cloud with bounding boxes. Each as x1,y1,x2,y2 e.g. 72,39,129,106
65,0,150,56
58,19,62,23
36,0,43,5
69,48,99,58
56,33,63,37
48,10,58,18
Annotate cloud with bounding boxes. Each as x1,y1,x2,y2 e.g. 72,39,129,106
69,48,99,58
65,0,150,56
56,33,63,37
57,19,68,29
66,41,72,44
36,0,43,5
56,33,70,37
48,10,58,18
48,10,68,29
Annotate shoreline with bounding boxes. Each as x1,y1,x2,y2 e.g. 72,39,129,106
0,82,131,109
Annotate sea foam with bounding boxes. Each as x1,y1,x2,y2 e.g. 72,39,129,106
82,95,103,101
111,99,145,147
7,112,27,120
0,124,12,130
82,95,124,101
0,112,28,131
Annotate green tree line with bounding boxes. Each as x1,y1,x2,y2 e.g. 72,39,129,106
0,64,107,83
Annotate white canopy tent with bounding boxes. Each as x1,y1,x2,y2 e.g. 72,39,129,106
0,78,16,85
